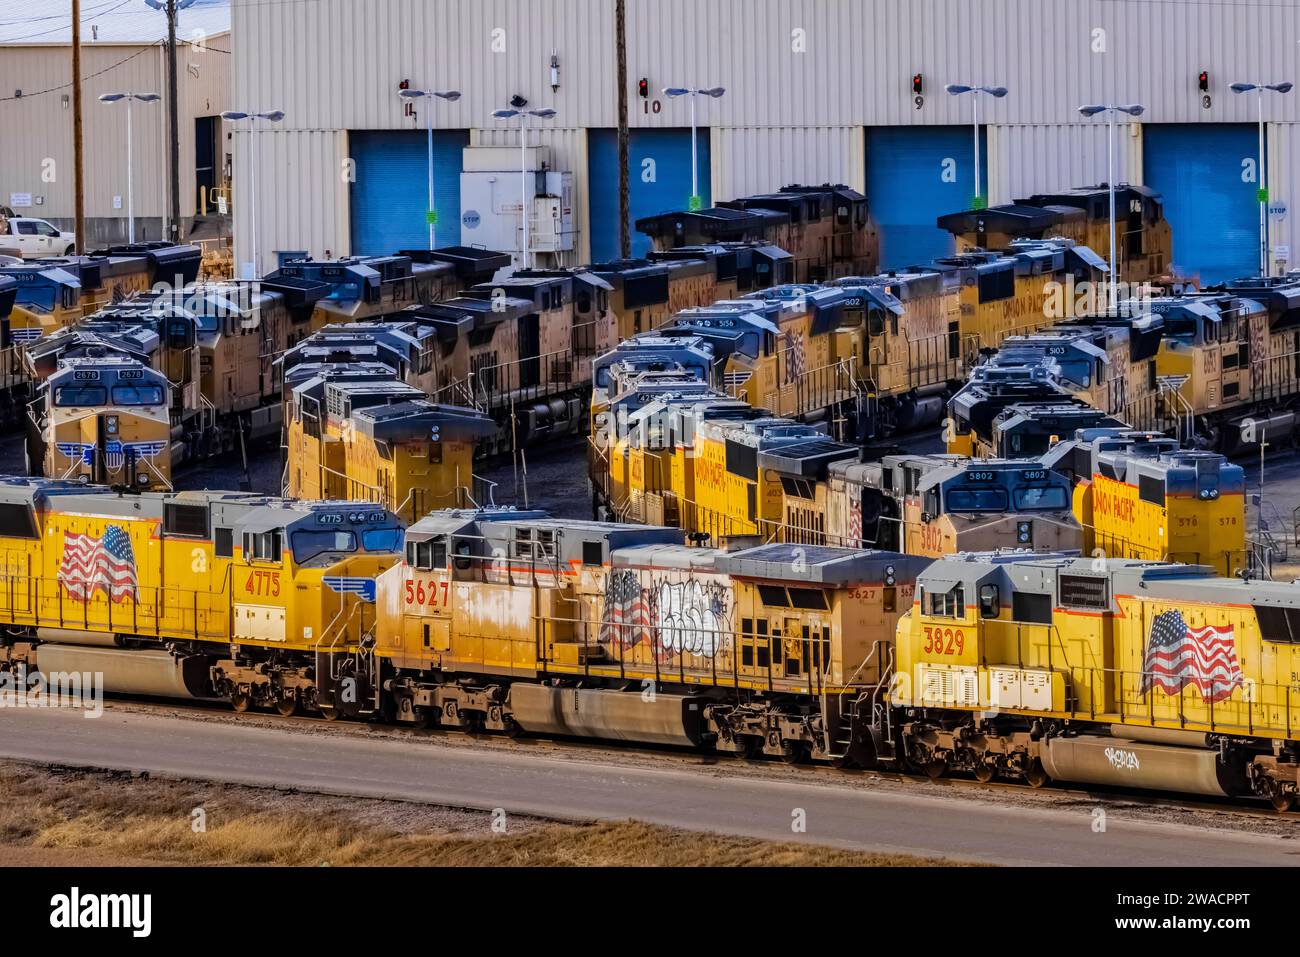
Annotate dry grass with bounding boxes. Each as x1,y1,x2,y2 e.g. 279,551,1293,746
0,762,960,866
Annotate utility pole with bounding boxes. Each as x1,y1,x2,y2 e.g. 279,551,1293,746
615,0,630,258
165,0,181,243
71,0,85,254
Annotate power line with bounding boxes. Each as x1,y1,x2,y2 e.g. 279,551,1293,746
0,0,124,28
0,0,133,44
0,44,153,102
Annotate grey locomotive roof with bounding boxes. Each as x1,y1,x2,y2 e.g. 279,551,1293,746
0,480,398,534
913,553,1300,612
716,544,927,585
351,400,495,441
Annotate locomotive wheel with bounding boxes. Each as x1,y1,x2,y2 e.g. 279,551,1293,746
275,695,299,717
1271,790,1295,813
780,741,809,765
974,763,996,784
1025,761,1049,789
923,758,947,779
318,703,341,721
230,692,251,713
731,737,760,760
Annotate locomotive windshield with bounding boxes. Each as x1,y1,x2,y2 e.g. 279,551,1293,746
291,529,357,563
54,385,107,406
110,384,166,405
1013,486,1069,510
361,527,403,552
945,487,1008,512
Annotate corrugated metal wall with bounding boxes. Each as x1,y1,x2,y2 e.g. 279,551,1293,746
712,126,864,200
231,0,1300,271
0,37,230,225
229,128,349,275
986,123,1143,206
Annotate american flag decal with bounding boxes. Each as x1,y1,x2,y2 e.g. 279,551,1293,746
1141,609,1243,704
598,569,651,649
59,525,137,603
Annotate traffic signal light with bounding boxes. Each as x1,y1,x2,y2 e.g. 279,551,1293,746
1198,71,1209,92
912,73,923,95
638,78,649,98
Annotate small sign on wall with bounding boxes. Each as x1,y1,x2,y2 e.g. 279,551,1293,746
113,196,123,210
9,192,32,208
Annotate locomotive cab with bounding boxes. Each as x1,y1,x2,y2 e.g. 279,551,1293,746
41,358,172,488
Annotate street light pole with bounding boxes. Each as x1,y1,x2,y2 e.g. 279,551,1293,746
1107,107,1115,309
521,112,530,267
664,87,725,210
491,105,557,271
100,93,161,245
221,109,286,278
398,89,461,250
945,86,1007,211
1079,102,1145,314
1231,82,1293,277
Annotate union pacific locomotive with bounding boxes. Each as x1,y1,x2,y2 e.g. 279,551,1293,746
3,479,1300,809
948,273,1300,456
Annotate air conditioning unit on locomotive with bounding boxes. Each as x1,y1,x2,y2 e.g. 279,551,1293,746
459,145,575,271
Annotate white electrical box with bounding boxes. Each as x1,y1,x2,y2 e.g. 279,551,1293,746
459,146,575,268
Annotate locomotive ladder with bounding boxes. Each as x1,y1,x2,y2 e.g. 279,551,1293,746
1155,375,1194,444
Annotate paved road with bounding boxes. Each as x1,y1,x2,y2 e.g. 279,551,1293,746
0,707,1295,865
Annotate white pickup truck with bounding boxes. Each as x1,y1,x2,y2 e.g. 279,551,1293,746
0,212,76,258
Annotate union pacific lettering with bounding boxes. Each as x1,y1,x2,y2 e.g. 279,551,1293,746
1093,479,1138,523
695,456,728,492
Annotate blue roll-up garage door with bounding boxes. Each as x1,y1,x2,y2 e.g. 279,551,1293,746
349,130,470,256
588,128,711,262
866,125,987,270
1143,124,1259,285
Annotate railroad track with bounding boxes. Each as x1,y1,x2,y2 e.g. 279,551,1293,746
80,693,1296,826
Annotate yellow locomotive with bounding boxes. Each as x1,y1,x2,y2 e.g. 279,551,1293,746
637,183,877,283
19,249,506,483
6,477,1300,809
0,480,403,718
37,357,172,489
284,371,495,521
949,274,1300,456
1044,428,1248,576
263,248,508,334
375,509,926,759
825,454,1081,557
893,552,1300,809
938,184,1173,284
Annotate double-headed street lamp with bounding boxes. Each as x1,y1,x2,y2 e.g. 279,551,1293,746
98,92,161,244
1230,81,1293,277
663,86,725,211
220,109,286,279
1078,102,1145,313
491,105,557,270
944,84,1007,210
398,88,462,250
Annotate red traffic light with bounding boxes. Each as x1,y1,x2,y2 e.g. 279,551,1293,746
912,73,923,95
638,78,649,98
1198,71,1209,92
